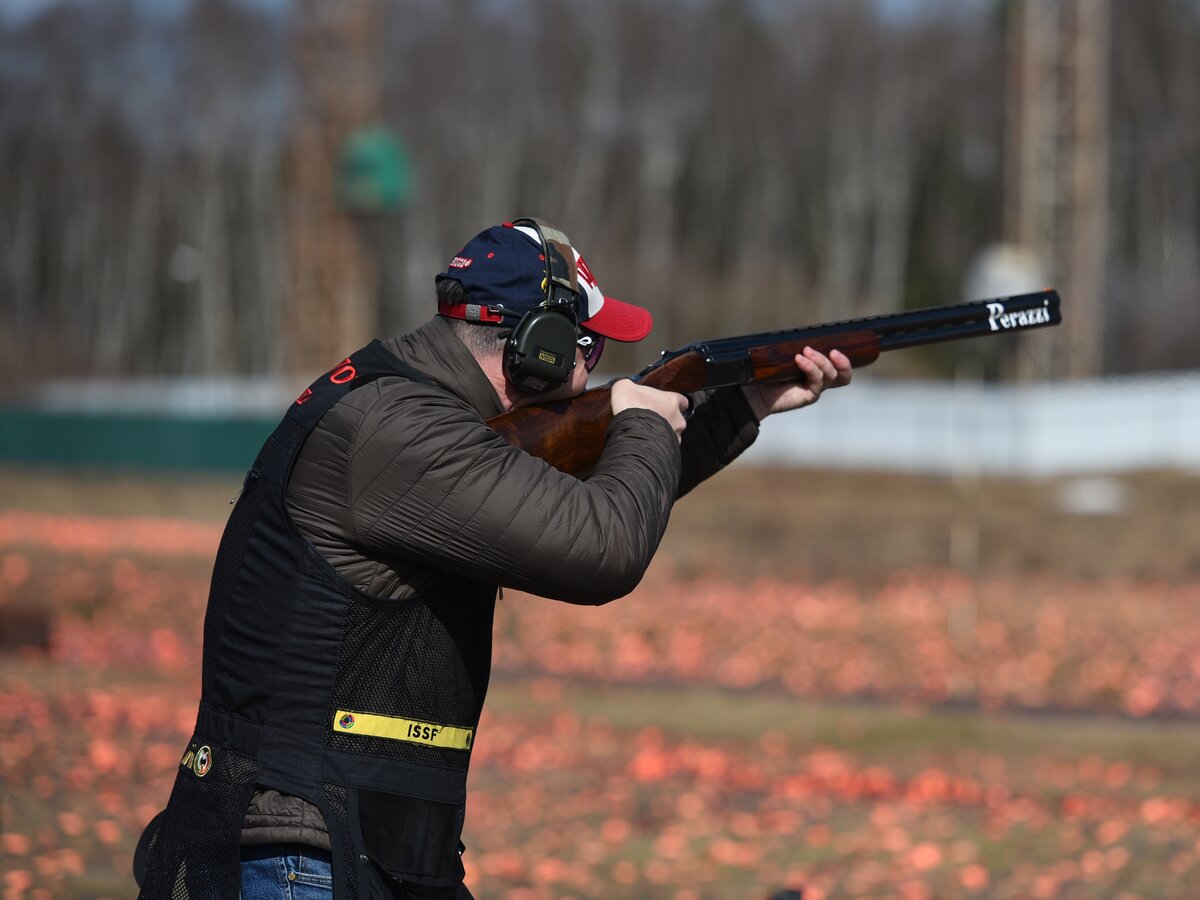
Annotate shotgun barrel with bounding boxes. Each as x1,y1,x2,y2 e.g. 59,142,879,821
487,289,1061,475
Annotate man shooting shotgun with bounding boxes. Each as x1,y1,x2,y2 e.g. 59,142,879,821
136,217,1058,900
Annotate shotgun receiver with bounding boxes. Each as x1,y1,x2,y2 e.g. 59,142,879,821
487,289,1061,476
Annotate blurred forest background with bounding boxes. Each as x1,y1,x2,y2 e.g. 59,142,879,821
5,2,1200,898
1,0,1198,384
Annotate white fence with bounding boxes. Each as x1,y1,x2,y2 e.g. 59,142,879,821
743,373,1200,475
26,372,1200,476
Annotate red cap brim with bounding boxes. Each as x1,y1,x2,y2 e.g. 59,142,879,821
583,295,653,342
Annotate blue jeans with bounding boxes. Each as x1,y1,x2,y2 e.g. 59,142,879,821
241,844,334,899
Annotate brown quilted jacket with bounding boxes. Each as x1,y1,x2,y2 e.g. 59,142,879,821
239,316,760,847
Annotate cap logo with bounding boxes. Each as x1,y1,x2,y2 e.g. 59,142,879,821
449,256,472,269
575,256,598,290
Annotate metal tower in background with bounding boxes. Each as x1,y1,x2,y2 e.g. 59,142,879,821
1005,0,1110,379
284,0,382,375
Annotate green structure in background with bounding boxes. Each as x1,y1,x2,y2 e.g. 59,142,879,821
338,126,411,214
0,410,275,472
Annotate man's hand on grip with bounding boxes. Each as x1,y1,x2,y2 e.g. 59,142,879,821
742,346,852,421
610,379,689,442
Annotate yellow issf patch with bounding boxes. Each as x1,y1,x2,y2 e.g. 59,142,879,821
331,710,473,751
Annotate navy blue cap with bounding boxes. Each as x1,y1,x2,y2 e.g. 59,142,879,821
436,222,653,341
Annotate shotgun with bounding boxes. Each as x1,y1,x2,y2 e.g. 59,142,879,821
487,289,1062,476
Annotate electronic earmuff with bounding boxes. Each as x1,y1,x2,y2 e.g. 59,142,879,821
503,218,584,395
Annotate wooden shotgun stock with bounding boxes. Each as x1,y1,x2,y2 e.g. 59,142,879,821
487,289,1062,476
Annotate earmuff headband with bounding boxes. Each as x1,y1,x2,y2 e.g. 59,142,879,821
510,217,580,318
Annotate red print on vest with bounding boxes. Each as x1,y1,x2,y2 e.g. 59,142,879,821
330,359,357,384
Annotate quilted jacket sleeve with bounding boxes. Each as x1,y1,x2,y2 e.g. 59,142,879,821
344,382,682,605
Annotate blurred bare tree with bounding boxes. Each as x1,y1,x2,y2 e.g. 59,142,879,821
0,0,1196,383
286,0,382,375
1005,0,1110,380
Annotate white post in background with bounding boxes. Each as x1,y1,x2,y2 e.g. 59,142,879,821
948,357,983,702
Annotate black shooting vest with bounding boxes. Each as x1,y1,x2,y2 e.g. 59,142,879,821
137,342,493,900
